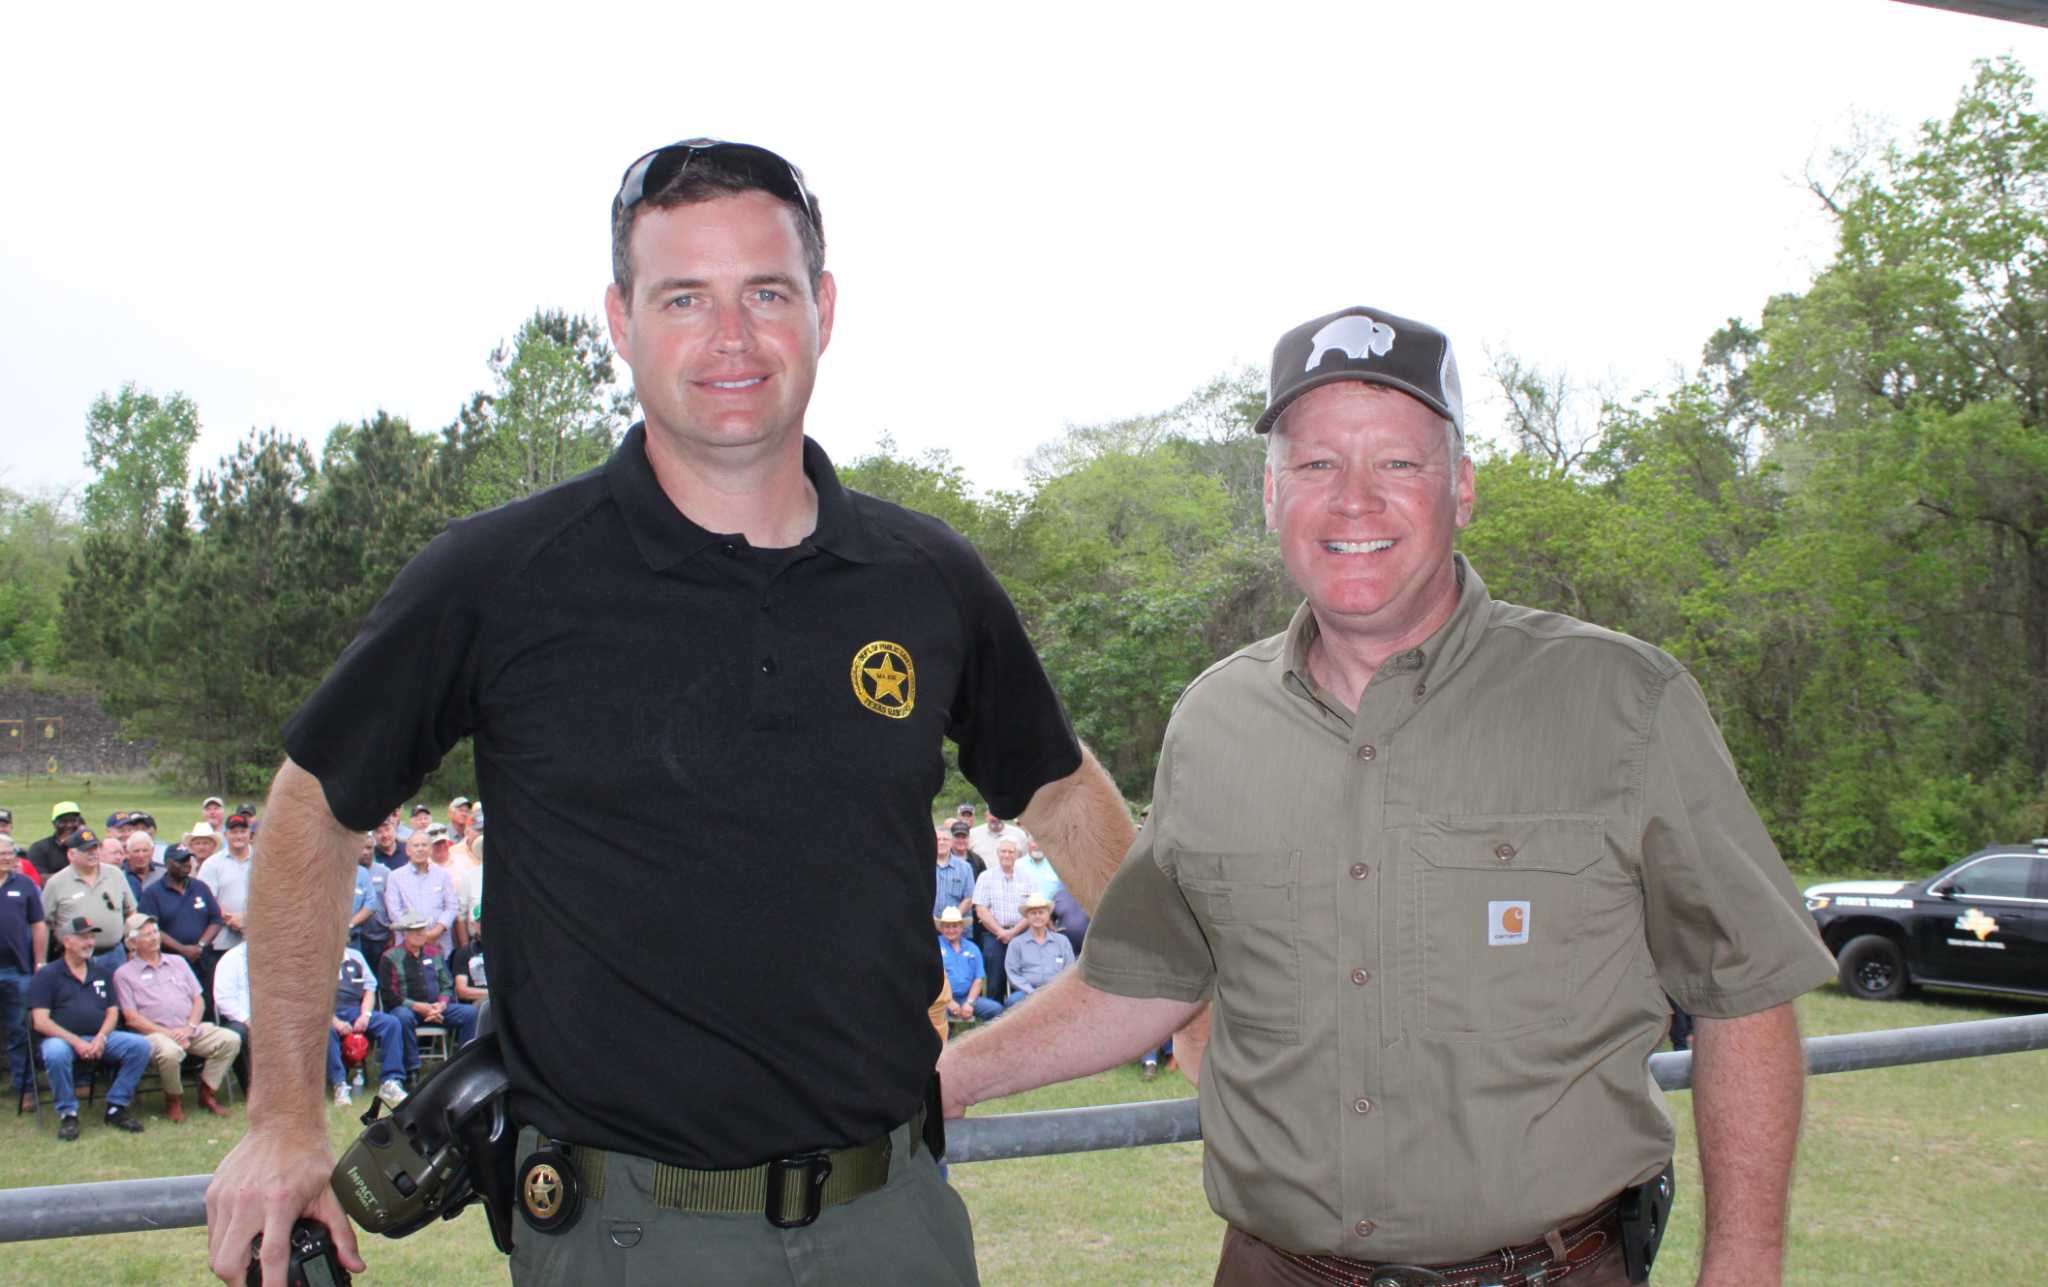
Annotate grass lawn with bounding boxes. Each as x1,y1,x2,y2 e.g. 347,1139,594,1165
1,984,2041,1284
2,775,235,847
3,809,2034,1282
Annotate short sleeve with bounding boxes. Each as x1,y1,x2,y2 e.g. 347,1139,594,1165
25,969,54,1012
1639,672,1835,1017
25,886,42,925
943,550,1082,819
281,527,484,830
112,967,137,1012
1077,824,1216,1004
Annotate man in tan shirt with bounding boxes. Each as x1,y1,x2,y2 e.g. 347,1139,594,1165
942,306,1835,1286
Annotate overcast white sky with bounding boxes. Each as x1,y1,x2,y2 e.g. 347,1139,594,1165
4,2,2045,503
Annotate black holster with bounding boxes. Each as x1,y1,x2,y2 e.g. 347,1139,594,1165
922,1071,948,1160
456,1092,522,1254
1617,1162,1674,1284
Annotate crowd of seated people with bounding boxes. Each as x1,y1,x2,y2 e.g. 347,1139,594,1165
2,787,1135,1144
2,794,490,1140
931,807,1088,1028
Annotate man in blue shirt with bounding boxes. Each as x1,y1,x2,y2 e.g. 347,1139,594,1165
932,827,975,924
350,834,393,965
328,940,402,1107
937,907,1002,1023
382,832,458,958
1,842,46,1108
121,832,165,903
28,917,151,1139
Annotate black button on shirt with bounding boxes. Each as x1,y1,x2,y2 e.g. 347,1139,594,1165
284,425,1081,1168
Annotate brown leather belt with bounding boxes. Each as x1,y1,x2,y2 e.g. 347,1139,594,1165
1264,1199,1620,1287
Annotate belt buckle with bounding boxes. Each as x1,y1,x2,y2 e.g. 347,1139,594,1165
1366,1268,1447,1287
764,1151,834,1228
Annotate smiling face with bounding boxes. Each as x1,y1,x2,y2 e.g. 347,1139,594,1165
1264,383,1472,644
124,834,155,873
406,832,433,869
605,191,836,469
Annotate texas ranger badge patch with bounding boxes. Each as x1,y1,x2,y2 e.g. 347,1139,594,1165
851,641,916,719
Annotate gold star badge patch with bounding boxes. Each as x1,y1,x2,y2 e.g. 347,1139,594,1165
851,641,916,719
1955,907,1999,941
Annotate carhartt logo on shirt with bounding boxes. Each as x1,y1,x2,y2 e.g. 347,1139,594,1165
1488,900,1530,946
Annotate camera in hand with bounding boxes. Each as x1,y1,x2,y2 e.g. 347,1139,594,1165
246,1218,351,1287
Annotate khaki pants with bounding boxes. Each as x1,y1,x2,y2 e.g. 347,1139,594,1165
508,1121,977,1286
142,1023,241,1096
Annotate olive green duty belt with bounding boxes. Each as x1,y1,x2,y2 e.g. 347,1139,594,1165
550,1107,922,1229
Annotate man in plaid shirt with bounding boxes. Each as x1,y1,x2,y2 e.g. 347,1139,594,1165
972,838,1037,1003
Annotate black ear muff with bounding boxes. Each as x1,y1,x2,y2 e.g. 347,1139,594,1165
518,1146,583,1235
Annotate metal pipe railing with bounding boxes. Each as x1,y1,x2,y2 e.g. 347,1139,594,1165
2,1011,2043,1244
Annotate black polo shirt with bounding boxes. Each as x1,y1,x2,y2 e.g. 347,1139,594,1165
139,875,223,949
26,835,67,880
285,425,1081,1168
1,872,43,973
26,958,115,1038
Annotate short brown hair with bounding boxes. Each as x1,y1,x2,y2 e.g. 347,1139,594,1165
611,151,826,303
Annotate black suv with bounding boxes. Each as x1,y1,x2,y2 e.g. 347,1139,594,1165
1804,842,2048,1001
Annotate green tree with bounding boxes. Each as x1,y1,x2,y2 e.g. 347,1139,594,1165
80,383,200,537
0,487,78,673
456,310,630,510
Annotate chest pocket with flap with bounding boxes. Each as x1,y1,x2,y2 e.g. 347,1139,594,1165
1177,849,1302,1043
1414,814,1603,1039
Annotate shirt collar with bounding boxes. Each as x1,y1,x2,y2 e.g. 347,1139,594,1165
1278,554,1493,704
607,423,886,571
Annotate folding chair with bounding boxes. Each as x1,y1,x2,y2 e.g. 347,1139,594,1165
414,1025,451,1079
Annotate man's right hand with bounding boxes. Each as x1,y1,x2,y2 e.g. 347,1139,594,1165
207,1125,367,1286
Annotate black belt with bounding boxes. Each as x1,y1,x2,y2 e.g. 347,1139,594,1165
544,1106,923,1230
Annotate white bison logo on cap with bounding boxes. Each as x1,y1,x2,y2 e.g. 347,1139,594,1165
1305,315,1396,371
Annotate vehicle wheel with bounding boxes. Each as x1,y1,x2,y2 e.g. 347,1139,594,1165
1837,934,1908,1000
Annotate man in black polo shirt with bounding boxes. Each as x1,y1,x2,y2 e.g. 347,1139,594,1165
29,917,151,1139
1,840,45,1107
139,846,224,989
206,139,1136,1287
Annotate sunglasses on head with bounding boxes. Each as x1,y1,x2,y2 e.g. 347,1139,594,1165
612,139,816,230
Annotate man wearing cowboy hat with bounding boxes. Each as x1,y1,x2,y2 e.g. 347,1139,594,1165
937,907,1002,1024
1002,892,1072,1003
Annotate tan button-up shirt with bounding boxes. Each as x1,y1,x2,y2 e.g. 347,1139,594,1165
1081,557,1834,1263
40,862,136,953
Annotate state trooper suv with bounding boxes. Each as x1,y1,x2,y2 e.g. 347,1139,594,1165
1803,841,2048,1001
